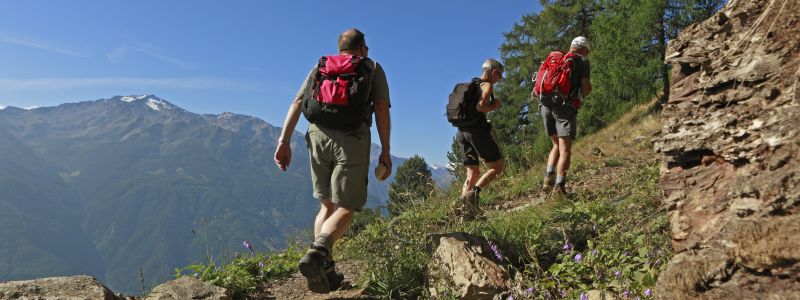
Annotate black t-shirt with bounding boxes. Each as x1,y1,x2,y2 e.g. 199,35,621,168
569,55,590,99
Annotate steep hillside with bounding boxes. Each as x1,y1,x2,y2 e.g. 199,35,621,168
0,127,105,280
181,100,669,299
655,0,800,298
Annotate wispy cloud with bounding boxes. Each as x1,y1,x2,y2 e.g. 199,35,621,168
0,34,89,58
0,77,259,91
106,42,195,69
106,47,129,63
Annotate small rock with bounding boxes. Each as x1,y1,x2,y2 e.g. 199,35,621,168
426,233,510,299
145,277,229,300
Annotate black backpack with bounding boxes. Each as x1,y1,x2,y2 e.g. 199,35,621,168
303,54,374,130
446,78,484,128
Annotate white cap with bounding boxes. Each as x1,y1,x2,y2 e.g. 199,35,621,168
571,36,589,50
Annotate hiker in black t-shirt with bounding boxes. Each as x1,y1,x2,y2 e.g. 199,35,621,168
456,59,506,221
541,36,592,197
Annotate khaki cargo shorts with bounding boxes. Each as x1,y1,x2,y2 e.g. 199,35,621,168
305,123,371,210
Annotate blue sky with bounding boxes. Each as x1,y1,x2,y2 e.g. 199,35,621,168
0,1,540,165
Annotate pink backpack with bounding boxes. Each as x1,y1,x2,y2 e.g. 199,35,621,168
303,54,374,130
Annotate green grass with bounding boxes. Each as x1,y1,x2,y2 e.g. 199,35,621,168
341,101,668,299
174,240,306,299
192,101,670,299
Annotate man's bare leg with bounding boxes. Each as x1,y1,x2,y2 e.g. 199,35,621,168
314,198,335,237
476,159,505,189
462,165,480,197
543,135,559,191
557,137,572,177
555,136,573,195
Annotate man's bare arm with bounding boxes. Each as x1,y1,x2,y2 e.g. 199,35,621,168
374,100,392,180
476,83,499,112
582,78,592,97
274,97,303,171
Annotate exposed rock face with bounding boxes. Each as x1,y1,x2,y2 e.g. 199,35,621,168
654,0,800,298
0,275,119,300
426,233,510,299
145,277,229,300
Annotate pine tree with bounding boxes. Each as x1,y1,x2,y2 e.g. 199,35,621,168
388,155,434,217
446,135,466,184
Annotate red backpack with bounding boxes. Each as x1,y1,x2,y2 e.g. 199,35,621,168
302,54,374,130
533,51,578,107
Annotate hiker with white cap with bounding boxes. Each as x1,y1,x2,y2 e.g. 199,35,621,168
532,36,592,198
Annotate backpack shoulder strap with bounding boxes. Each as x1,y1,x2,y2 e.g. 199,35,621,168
365,59,379,115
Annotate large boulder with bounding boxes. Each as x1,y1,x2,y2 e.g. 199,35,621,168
0,275,119,300
426,233,510,299
145,277,229,300
654,0,800,298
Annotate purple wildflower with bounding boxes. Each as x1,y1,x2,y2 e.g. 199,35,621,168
489,241,504,261
562,242,573,253
258,261,265,268
242,240,255,255
526,287,534,293
654,259,661,265
580,292,588,300
623,290,631,298
574,253,583,262
592,249,598,256
507,296,514,300
614,270,622,277
644,289,652,297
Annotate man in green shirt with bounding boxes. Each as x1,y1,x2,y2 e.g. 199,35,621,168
274,28,392,293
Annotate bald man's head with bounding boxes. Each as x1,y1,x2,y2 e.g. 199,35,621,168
338,29,366,52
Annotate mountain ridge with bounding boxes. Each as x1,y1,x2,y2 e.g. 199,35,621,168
0,94,450,294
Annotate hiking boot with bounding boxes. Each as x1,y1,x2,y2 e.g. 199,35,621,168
550,184,567,201
298,246,331,293
455,193,474,222
324,261,345,291
542,173,556,193
453,196,466,213
467,188,482,217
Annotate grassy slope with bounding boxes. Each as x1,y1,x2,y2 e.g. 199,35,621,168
189,101,670,300
339,101,670,299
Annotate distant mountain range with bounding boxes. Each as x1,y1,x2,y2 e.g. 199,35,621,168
0,95,452,294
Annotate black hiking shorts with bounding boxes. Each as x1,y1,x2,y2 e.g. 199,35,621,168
457,122,502,166
540,104,577,138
